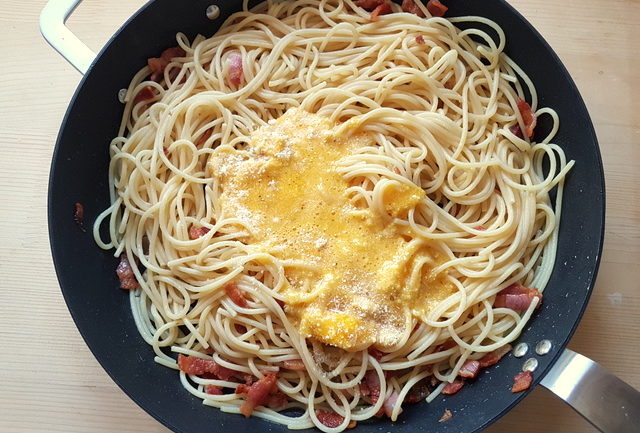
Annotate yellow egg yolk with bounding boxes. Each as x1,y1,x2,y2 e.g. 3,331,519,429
209,108,453,351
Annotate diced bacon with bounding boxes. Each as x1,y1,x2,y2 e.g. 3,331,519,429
162,47,186,61
283,359,306,370
501,283,537,296
266,391,288,409
359,370,382,403
371,1,392,21
415,35,426,45
226,52,244,87
458,360,481,379
404,377,430,403
235,323,247,334
516,98,537,138
224,282,249,308
148,46,186,82
478,344,512,368
133,86,155,104
205,384,223,395
177,354,236,380
496,290,541,310
147,58,165,82
240,372,256,385
426,0,448,17
475,225,486,231
368,347,385,361
441,379,464,395
383,391,402,417
434,338,456,352
116,255,139,290
196,128,213,147
73,202,86,232
402,0,425,17
438,409,453,423
510,124,524,139
354,0,386,11
162,146,169,155
315,410,356,429
195,371,218,379
229,371,255,385
189,226,210,240
511,370,533,392
236,372,278,416
494,283,542,310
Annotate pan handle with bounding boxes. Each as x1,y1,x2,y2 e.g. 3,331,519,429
39,0,95,74
540,348,640,433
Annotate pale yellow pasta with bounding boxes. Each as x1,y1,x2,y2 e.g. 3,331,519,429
94,0,572,431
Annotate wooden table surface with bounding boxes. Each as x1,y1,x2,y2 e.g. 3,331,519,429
1,0,638,432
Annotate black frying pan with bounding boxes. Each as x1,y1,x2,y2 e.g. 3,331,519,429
41,0,640,432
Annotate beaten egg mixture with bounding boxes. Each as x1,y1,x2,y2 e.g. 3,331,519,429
209,109,453,351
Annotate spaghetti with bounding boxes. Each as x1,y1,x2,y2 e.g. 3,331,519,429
94,0,572,430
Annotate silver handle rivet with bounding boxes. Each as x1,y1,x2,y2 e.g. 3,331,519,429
522,357,539,372
206,5,220,20
513,342,529,358
535,339,552,356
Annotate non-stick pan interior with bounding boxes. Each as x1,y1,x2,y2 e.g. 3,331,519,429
48,0,604,432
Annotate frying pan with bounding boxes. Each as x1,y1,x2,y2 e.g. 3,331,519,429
40,0,640,432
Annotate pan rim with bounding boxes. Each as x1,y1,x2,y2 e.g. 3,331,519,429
47,1,606,432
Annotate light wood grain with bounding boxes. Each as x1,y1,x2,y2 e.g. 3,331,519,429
1,1,638,432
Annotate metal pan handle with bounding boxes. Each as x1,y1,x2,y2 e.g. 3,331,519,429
39,0,96,74
541,348,640,433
